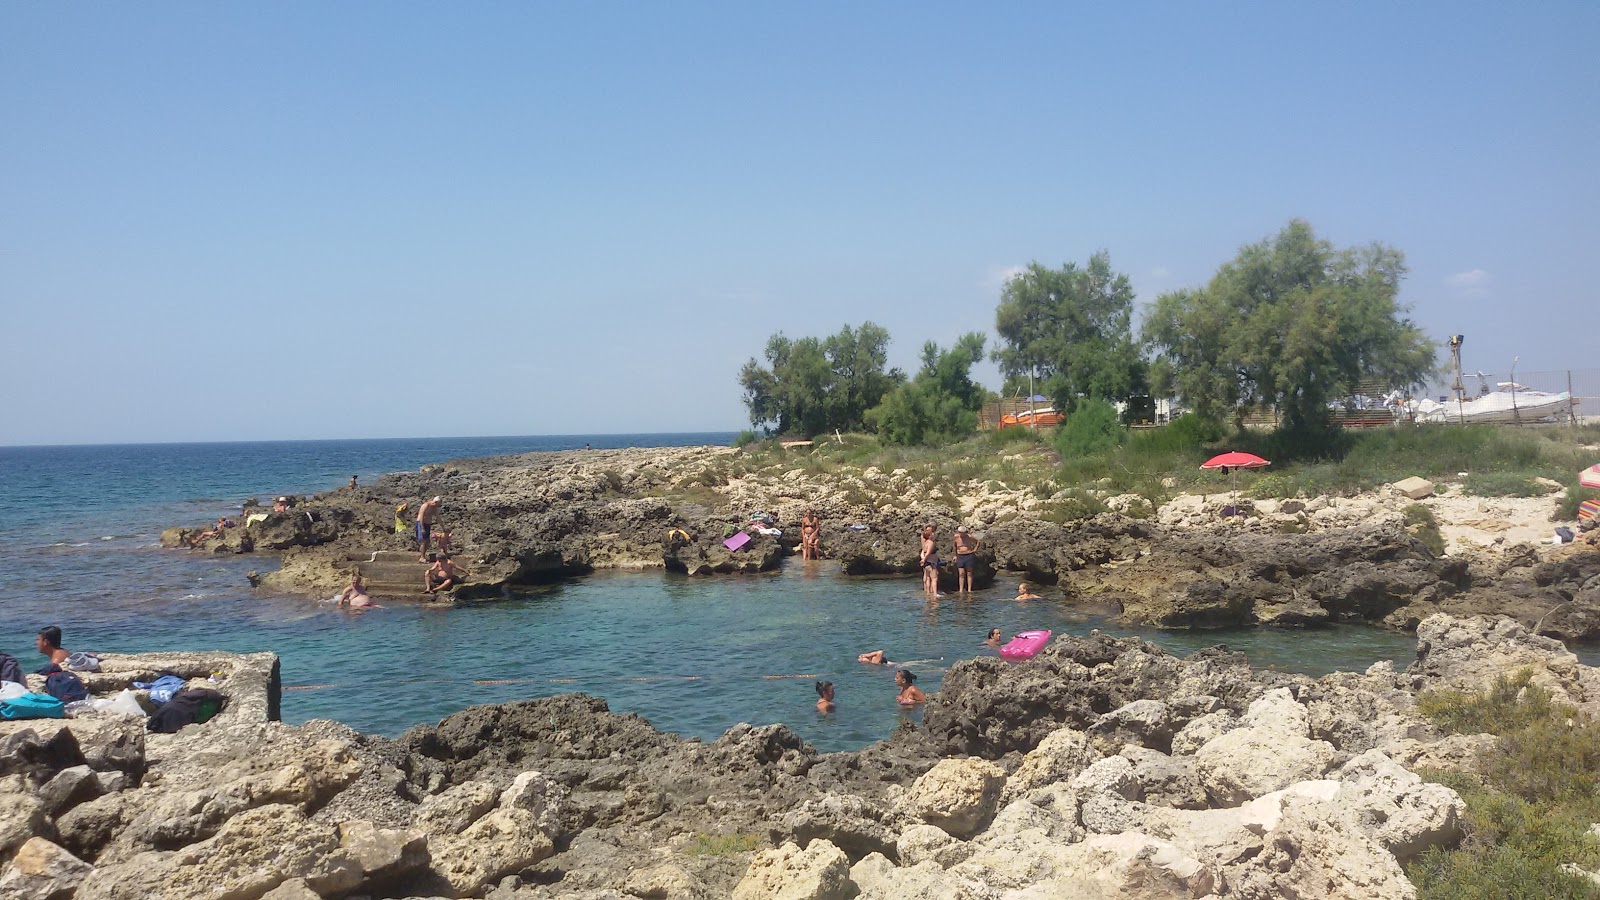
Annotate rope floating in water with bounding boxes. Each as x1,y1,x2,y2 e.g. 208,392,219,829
282,671,842,692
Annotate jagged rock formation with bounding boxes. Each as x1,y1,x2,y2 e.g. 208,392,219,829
5,614,1579,898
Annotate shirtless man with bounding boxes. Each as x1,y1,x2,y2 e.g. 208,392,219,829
800,509,821,561
1015,582,1042,601
337,573,374,608
919,525,940,595
952,525,979,593
423,554,473,594
415,496,442,561
37,626,69,666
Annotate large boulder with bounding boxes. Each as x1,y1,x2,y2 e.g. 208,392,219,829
0,837,94,900
1408,614,1600,716
732,840,853,900
430,808,555,896
73,804,365,900
1334,751,1464,861
902,758,1007,839
0,776,47,858
999,727,1101,804
1194,690,1335,805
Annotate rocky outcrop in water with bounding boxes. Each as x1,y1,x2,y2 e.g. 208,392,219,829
160,445,1600,640
8,613,1580,898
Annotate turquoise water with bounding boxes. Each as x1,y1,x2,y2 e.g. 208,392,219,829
0,435,1529,752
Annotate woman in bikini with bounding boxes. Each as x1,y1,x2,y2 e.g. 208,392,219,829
895,669,926,706
919,525,940,595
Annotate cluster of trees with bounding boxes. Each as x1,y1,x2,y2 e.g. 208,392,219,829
738,219,1437,444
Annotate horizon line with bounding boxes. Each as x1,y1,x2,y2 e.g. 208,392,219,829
0,429,744,451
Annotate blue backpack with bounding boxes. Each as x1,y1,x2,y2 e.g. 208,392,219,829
45,671,89,703
0,693,66,720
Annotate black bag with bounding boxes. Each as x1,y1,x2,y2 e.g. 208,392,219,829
147,688,227,734
0,652,22,686
44,671,88,703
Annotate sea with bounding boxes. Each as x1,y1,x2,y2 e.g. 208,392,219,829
0,433,1445,753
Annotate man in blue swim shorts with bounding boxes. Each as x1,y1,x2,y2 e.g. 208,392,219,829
415,496,442,561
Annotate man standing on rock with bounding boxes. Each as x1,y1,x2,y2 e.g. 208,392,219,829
953,525,979,593
416,496,442,562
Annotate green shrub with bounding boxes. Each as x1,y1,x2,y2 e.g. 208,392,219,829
1465,472,1547,498
1403,503,1447,556
990,425,1047,446
733,430,759,448
1558,486,1600,521
1054,399,1124,459
1410,670,1600,898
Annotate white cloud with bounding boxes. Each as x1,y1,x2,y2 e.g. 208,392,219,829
1447,269,1492,290
983,264,1027,292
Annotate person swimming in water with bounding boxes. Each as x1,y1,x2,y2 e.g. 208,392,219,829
857,649,891,665
895,669,926,706
984,628,1003,647
815,680,835,713
1015,582,1042,601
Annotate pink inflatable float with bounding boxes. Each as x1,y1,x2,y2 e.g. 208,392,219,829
999,630,1052,661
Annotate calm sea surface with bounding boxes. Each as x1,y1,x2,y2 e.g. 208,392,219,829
0,434,1519,752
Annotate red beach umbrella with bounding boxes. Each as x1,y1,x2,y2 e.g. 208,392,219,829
1201,452,1271,497
1580,464,1600,490
1201,452,1271,471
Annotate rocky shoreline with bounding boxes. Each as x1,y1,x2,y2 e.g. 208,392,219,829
161,445,1600,638
5,613,1598,898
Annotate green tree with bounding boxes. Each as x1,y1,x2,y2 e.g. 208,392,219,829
993,251,1144,411
869,333,988,445
1143,220,1436,433
739,322,902,436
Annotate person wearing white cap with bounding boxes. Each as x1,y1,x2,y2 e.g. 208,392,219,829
415,496,443,562
953,525,979,593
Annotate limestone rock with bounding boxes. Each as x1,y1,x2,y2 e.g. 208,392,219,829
430,807,555,896
622,862,709,899
903,758,1007,839
1089,699,1172,753
1409,614,1600,715
38,765,102,817
850,853,992,900
732,840,853,900
1168,709,1239,756
338,819,430,885
999,726,1100,804
1394,477,1435,500
1335,750,1464,861
0,837,94,900
74,803,364,900
1194,690,1335,805
1038,831,1215,899
897,823,973,869
1119,746,1208,810
1224,798,1417,900
0,776,47,857
779,794,915,863
414,779,499,833
1070,755,1141,802
500,770,572,839
259,880,321,900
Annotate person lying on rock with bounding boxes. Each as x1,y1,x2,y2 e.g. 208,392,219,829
815,680,835,714
423,554,473,594
895,669,926,706
1014,582,1042,601
857,649,891,665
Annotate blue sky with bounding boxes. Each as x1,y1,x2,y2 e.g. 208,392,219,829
3,3,1595,444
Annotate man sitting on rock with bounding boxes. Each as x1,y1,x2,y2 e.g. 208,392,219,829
423,554,473,594
37,626,68,666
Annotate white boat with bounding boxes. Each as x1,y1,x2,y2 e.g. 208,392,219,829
1408,384,1572,424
